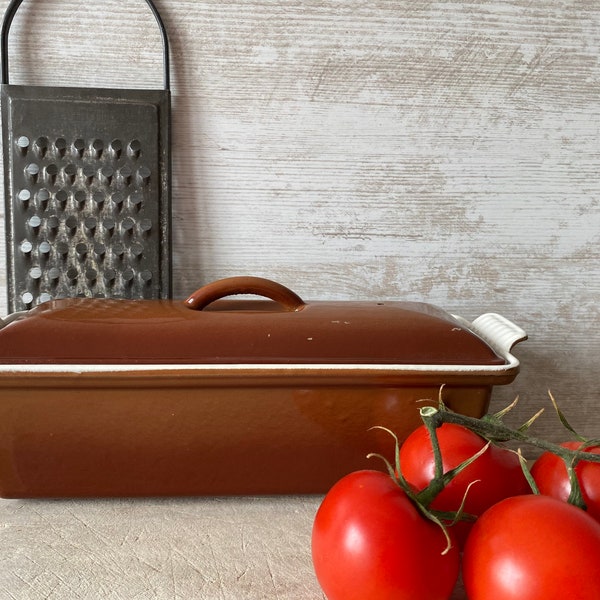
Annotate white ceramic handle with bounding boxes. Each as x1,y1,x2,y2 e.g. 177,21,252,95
469,313,527,356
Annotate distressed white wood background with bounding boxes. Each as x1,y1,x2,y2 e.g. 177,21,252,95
0,0,598,598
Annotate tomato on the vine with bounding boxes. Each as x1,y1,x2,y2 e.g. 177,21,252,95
311,470,459,600
399,423,530,545
530,441,600,522
462,494,600,600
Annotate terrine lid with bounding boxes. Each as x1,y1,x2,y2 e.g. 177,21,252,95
0,276,509,366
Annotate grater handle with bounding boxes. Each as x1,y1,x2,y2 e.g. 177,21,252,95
184,277,306,312
0,0,170,90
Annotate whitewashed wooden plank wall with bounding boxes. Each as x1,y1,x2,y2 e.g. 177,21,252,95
1,0,599,444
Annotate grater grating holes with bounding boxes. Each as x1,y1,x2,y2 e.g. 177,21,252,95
12,134,159,308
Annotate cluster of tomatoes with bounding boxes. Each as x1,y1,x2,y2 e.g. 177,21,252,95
311,420,600,600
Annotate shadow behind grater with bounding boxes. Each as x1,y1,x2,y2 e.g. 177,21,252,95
1,0,171,313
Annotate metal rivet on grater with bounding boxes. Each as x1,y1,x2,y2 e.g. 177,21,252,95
20,240,32,254
16,135,29,153
21,292,33,307
17,189,30,204
27,215,41,231
29,266,42,280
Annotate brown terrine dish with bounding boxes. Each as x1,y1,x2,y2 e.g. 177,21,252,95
0,276,527,497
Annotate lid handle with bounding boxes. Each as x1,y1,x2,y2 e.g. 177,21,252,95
1,0,171,89
184,276,305,312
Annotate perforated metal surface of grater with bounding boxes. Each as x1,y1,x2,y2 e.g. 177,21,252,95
2,85,171,313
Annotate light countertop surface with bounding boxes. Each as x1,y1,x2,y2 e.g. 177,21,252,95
0,495,467,599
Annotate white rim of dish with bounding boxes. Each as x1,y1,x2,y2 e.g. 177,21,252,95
0,355,520,375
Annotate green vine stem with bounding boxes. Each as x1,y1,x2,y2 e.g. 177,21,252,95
369,393,599,551
419,399,600,510
368,425,488,553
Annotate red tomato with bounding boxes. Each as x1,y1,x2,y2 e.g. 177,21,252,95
399,423,530,545
530,441,600,522
311,470,459,600
463,494,600,600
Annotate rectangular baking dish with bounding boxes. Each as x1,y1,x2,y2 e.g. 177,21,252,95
0,276,527,498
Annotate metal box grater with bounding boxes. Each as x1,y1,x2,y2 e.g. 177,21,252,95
1,0,172,313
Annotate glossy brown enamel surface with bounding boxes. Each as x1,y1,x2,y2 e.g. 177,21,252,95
0,369,493,498
0,297,505,365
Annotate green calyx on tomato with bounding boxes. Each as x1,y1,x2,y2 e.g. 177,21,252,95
418,391,600,516
312,470,461,600
367,424,489,554
531,440,600,523
398,421,531,547
367,390,600,549
363,392,577,552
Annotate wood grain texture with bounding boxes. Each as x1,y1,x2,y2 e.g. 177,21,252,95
0,1,598,598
